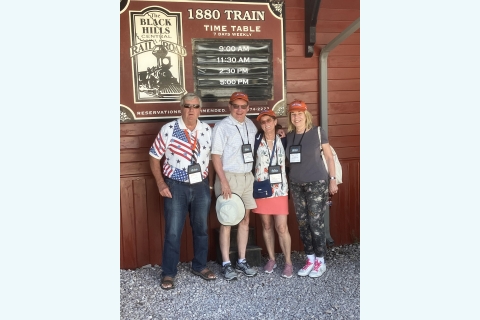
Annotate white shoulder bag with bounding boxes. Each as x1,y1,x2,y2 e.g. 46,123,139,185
318,127,342,185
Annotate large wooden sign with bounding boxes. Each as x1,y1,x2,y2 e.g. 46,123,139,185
120,0,285,122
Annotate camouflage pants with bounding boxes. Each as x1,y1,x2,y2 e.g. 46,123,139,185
290,180,329,257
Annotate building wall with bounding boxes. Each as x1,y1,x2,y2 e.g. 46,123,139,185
120,0,360,269
283,0,360,247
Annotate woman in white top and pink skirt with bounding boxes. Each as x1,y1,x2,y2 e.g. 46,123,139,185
252,110,293,278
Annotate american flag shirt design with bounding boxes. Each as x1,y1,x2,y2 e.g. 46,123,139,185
149,118,212,182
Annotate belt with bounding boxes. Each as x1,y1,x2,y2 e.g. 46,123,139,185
224,171,252,176
165,177,207,185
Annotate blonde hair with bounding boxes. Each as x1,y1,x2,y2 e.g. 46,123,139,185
287,110,313,133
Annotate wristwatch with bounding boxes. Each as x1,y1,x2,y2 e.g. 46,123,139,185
329,177,336,180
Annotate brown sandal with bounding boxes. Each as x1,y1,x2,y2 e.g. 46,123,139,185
160,276,175,290
191,268,217,281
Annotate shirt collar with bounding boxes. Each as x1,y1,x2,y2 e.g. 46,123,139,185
228,114,245,125
178,116,201,132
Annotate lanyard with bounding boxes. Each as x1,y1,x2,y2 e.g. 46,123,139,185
292,128,306,146
235,124,250,145
183,129,198,163
264,136,278,166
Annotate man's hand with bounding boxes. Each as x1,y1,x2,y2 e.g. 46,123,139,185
220,181,232,199
158,181,172,198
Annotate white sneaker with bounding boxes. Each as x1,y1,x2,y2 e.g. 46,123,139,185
308,260,326,278
297,259,314,276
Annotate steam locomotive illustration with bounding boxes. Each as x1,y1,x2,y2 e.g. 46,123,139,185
138,44,185,98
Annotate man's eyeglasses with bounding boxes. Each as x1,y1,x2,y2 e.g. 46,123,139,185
183,104,200,109
260,118,274,125
231,103,248,109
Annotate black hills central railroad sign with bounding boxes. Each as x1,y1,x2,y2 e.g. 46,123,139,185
120,0,286,122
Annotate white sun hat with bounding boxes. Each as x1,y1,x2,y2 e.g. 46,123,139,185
215,193,246,226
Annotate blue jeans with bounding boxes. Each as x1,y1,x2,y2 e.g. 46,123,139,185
162,177,211,277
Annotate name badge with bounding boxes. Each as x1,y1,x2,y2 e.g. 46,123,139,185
289,145,301,163
242,144,253,163
188,163,202,184
268,165,282,184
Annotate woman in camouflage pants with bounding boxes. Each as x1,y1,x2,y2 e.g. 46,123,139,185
285,100,338,278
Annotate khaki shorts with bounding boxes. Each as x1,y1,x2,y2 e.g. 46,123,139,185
214,171,257,210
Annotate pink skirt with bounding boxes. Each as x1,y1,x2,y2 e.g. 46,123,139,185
252,195,289,215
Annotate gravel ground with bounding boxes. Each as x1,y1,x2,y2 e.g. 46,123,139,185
121,244,360,320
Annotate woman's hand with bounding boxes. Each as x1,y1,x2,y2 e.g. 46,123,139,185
329,179,338,195
276,128,286,138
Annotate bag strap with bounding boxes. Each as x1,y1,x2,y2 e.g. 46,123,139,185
318,126,329,176
254,131,263,155
269,137,277,166
252,132,263,174
317,126,323,151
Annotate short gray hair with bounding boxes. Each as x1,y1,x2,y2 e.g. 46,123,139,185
179,92,202,108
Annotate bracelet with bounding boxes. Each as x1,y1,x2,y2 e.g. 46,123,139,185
209,186,213,190
329,177,336,180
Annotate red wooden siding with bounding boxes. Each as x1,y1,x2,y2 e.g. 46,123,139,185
120,0,360,269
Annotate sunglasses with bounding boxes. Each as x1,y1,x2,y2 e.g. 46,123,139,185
231,103,248,110
260,118,274,125
183,104,200,109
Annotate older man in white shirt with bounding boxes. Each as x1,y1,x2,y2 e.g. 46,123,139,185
211,92,259,280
